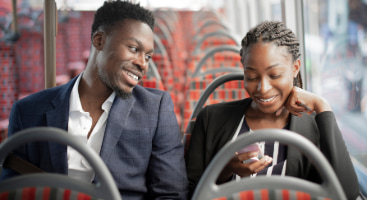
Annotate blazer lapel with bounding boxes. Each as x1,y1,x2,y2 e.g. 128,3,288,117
100,95,135,163
286,113,318,176
217,99,251,147
45,77,77,173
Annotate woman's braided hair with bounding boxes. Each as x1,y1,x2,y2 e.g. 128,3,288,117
240,21,303,88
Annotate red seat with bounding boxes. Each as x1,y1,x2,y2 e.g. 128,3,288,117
184,73,247,157
213,189,331,200
0,187,100,200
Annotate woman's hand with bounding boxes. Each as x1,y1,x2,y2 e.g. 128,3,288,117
218,151,273,182
282,87,332,117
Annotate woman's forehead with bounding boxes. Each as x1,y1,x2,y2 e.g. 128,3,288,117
245,42,291,60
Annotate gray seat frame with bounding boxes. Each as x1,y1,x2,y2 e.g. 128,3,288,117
0,127,122,200
191,129,347,200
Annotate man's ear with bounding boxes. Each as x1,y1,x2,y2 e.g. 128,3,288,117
92,31,104,50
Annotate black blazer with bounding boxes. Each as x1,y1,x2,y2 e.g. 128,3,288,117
186,98,359,199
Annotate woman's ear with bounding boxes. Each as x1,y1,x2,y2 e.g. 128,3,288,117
292,59,301,77
92,31,104,50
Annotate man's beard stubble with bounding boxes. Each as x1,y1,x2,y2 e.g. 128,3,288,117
113,86,132,99
98,72,133,100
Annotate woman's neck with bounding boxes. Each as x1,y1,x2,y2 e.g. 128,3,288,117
244,104,290,130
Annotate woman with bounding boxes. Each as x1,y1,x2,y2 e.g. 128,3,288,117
185,21,360,199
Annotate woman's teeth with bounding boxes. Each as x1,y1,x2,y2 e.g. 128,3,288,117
258,96,276,102
125,70,139,81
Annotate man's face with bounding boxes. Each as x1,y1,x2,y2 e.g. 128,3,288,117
94,19,154,98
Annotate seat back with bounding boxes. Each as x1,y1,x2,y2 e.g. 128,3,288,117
183,46,244,132
186,72,245,132
191,129,347,200
139,60,166,90
0,127,121,200
188,45,241,77
193,30,240,55
183,72,246,155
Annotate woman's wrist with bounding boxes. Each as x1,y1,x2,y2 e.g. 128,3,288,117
313,96,332,114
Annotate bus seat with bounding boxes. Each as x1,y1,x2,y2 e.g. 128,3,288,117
187,45,241,77
0,119,8,144
139,78,166,90
183,72,246,155
67,61,85,78
139,60,166,90
0,127,121,200
153,38,175,92
191,129,347,200
56,74,70,86
152,54,181,112
192,30,240,55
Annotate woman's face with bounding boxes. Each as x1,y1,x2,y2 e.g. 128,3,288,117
242,42,300,114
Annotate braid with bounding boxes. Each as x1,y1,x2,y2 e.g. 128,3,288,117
240,21,302,88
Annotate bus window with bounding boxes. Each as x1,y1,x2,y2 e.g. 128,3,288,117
303,0,367,170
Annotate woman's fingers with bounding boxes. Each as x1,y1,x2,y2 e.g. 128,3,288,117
234,154,273,177
237,151,258,161
286,88,316,116
251,156,273,173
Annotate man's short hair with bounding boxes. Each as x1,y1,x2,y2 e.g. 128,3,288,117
91,0,155,40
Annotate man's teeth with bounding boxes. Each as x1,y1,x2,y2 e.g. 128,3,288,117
258,96,276,102
125,70,139,81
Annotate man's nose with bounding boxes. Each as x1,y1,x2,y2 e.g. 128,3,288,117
133,53,148,72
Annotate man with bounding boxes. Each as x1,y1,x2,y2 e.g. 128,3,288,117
1,1,188,199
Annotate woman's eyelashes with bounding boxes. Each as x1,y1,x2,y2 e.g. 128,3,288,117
245,76,258,81
245,73,282,81
269,73,282,79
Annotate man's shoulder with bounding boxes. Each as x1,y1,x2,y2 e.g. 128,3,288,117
17,85,63,103
132,85,168,99
15,80,73,108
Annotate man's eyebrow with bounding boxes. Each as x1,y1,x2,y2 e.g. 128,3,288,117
127,37,154,53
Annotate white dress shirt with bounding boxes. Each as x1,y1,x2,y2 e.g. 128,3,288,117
67,74,115,182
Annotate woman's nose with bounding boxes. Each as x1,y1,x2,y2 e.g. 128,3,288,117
257,78,272,93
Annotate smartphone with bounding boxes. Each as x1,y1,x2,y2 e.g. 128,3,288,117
237,143,263,164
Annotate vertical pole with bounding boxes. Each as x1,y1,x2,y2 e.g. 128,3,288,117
281,0,286,23
282,0,307,91
294,0,307,90
44,0,57,89
11,0,18,33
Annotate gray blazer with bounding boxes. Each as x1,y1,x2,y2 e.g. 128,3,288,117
186,98,359,199
1,75,188,200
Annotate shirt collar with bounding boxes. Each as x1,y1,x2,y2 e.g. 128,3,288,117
69,74,116,113
102,91,115,113
69,74,83,112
